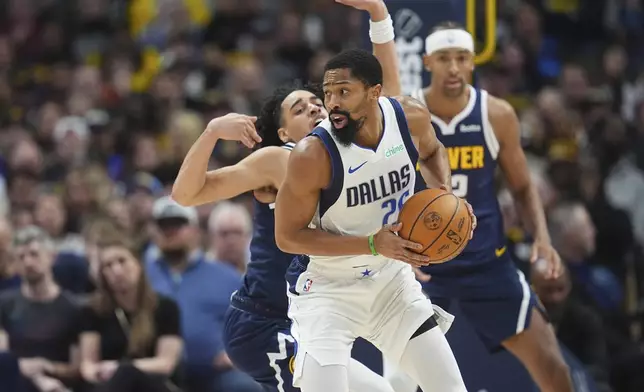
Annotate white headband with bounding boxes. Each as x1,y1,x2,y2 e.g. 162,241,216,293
425,29,474,55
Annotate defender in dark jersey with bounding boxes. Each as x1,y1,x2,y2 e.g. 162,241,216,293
172,2,402,390
386,22,573,392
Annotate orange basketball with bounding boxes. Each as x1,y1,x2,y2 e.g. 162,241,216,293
398,189,472,263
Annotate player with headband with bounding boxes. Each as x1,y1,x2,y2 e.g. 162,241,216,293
385,22,574,392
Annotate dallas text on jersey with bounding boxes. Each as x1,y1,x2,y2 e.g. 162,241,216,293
346,163,412,207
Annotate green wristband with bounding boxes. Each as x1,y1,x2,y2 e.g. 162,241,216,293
368,234,378,256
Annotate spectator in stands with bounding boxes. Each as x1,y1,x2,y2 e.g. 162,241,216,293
34,192,83,256
0,226,82,392
532,263,613,392
126,172,164,253
81,217,124,292
79,231,182,392
206,201,252,274
549,202,624,314
146,196,258,392
0,218,19,291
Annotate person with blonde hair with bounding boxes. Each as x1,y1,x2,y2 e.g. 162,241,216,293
79,232,183,392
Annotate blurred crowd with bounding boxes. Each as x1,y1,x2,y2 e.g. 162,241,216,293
0,0,643,391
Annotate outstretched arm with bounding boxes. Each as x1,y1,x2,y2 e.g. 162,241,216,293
395,96,451,190
338,0,401,96
172,113,287,206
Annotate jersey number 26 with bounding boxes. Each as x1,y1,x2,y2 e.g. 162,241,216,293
381,190,410,226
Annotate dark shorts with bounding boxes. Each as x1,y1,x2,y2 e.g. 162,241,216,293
423,251,545,351
223,298,297,392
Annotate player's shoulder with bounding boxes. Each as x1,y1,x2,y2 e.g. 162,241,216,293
289,135,329,168
390,95,430,115
287,134,331,186
390,95,431,135
484,92,517,122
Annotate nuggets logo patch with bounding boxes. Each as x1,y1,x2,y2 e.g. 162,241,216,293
289,356,295,374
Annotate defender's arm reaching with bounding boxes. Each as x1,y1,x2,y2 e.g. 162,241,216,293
171,114,288,206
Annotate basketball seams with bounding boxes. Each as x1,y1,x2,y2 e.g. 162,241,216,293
404,192,450,240
418,194,459,254
430,197,472,263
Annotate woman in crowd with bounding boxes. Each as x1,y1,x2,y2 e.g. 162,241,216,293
78,232,183,392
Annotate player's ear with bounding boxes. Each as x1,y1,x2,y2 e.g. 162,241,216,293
277,127,290,143
422,54,432,72
370,84,382,99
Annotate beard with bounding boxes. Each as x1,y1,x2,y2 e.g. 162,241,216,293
329,109,364,147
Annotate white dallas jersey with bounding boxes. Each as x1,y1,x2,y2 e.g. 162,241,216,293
308,96,418,271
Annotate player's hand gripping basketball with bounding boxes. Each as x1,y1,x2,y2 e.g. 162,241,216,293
439,185,477,239
462,199,477,239
373,223,431,267
207,113,261,148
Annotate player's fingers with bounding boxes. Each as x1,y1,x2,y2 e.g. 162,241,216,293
240,136,255,148
551,254,562,279
247,116,258,123
402,249,430,264
246,123,262,143
388,222,402,232
402,239,423,251
529,245,539,263
400,255,424,267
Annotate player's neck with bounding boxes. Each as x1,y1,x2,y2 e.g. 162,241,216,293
354,104,384,150
425,85,471,121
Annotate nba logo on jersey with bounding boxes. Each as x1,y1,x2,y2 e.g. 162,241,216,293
303,279,313,292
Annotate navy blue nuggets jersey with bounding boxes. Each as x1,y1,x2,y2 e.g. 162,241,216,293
235,142,296,314
412,86,505,269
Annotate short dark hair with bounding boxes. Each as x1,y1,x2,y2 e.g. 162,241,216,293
256,82,322,148
431,21,466,33
324,49,383,87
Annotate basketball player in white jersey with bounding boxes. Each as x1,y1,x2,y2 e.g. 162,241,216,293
274,49,473,392
385,23,573,392
174,1,418,391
